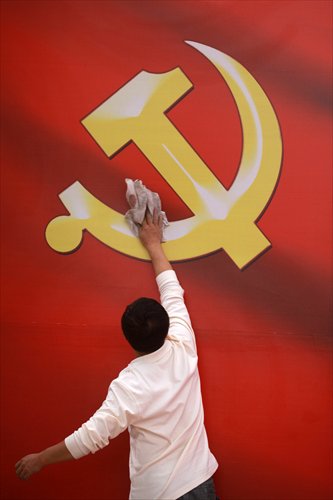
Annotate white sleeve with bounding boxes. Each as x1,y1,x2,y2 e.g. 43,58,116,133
65,374,138,459
156,270,196,349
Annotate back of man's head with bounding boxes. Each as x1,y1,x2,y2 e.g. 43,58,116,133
121,298,169,354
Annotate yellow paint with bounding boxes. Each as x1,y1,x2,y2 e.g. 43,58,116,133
46,41,282,268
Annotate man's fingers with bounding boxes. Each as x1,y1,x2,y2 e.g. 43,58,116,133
152,208,159,225
145,210,153,224
15,460,24,473
149,208,161,226
15,458,31,480
15,463,26,479
19,470,29,480
16,465,32,481
141,209,162,226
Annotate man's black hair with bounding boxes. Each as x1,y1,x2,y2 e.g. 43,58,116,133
121,298,169,354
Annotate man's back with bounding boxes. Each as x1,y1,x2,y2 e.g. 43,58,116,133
65,270,218,499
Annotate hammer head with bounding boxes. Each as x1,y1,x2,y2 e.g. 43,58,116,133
81,68,192,157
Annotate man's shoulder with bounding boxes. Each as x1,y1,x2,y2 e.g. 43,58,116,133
109,365,140,398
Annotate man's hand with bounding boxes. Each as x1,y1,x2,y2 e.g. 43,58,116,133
139,210,163,251
139,210,172,276
15,453,43,480
15,441,73,480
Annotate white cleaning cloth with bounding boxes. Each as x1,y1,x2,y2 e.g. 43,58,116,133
125,179,169,240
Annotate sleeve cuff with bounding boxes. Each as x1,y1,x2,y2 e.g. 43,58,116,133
156,269,178,288
64,434,87,460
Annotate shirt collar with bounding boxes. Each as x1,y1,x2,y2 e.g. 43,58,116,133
130,339,171,365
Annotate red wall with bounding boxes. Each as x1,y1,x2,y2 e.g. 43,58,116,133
1,1,332,499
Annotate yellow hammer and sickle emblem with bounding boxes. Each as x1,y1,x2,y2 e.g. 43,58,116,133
46,41,282,269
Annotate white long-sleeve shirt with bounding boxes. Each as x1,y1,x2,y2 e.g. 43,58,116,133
65,270,218,499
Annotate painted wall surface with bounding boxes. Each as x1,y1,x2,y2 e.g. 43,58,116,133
1,1,332,499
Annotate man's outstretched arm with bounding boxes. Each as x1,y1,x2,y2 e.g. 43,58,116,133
15,441,74,480
139,210,172,277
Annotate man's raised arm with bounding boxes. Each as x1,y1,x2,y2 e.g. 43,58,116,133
140,211,196,347
139,210,172,277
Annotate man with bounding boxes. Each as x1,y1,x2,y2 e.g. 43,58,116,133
15,210,218,499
